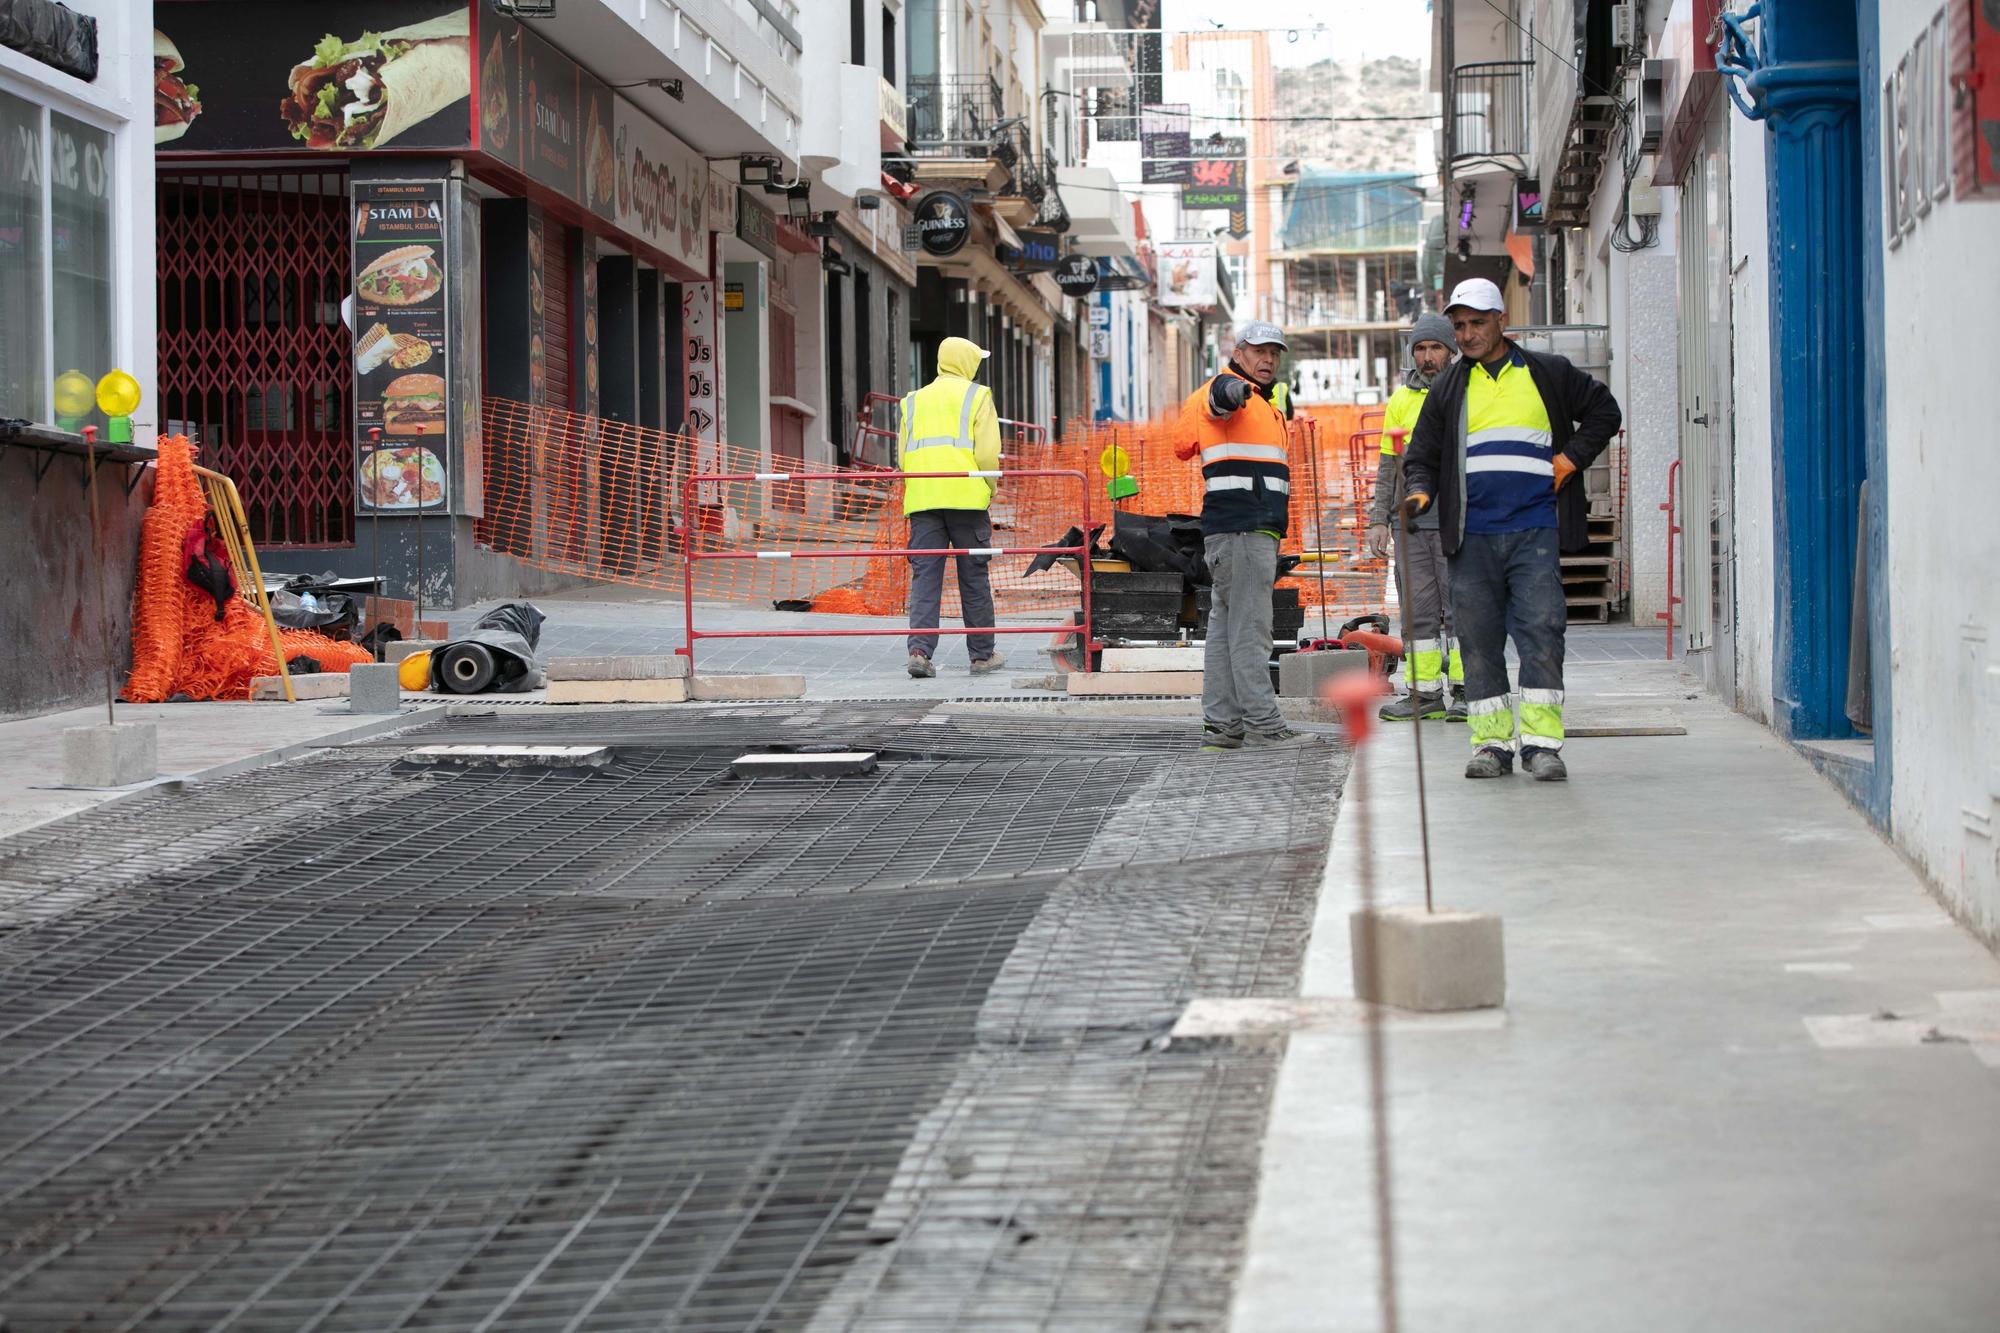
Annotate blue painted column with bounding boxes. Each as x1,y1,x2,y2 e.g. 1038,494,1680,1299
1722,0,1868,739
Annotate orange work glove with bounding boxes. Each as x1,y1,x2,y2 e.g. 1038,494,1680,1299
1553,453,1577,491
1400,492,1430,533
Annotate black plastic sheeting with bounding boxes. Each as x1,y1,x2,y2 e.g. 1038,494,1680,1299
434,601,546,695
0,0,96,80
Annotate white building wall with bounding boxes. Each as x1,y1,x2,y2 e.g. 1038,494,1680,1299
0,0,157,434
1878,0,2000,938
1727,114,1776,725
1573,119,1680,629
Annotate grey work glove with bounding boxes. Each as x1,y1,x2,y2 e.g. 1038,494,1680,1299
1208,374,1253,415
1366,523,1393,561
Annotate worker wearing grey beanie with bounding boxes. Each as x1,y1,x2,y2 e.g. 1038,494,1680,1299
1367,311,1465,721
1405,312,1456,389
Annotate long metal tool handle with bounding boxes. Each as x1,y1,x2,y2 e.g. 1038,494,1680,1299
1394,459,1437,915
368,428,383,658
1305,418,1330,642
1350,743,1402,1332
82,430,116,725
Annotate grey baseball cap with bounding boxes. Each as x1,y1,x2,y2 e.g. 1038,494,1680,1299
1234,319,1288,350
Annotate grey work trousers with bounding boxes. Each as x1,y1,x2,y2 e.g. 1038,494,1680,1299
907,508,997,661
1393,525,1458,688
1202,531,1285,737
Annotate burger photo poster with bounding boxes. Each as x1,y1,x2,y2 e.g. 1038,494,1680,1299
354,181,450,513
153,1,472,154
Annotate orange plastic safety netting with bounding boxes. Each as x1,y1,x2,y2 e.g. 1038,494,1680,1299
124,435,374,703
475,396,1392,621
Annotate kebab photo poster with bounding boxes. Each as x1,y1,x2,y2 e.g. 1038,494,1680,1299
354,181,450,513
151,1,471,154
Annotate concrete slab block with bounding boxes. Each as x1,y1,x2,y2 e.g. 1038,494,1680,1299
730,751,879,779
1066,669,1203,696
546,678,691,704
61,723,158,788
690,674,807,701
1350,906,1505,1012
348,663,404,714
1278,648,1370,698
547,654,690,681
251,672,349,701
405,744,612,770
1170,996,1506,1051
382,639,444,663
1101,646,1205,673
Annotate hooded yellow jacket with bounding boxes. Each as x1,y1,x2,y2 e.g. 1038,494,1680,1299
898,341,1001,513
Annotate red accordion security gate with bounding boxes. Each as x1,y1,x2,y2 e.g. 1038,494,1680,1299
157,169,355,548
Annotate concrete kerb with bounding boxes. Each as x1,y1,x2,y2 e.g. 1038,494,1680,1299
3,705,451,844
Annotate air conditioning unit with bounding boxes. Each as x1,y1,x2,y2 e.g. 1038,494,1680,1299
1637,59,1668,154
1611,3,1639,52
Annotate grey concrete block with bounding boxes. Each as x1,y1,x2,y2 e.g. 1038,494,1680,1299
348,663,404,714
730,751,879,779
62,722,158,788
382,639,444,663
1350,906,1505,1012
1278,648,1371,697
690,674,807,700
547,654,689,681
251,672,349,701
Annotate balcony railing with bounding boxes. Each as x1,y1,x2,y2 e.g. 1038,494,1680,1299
905,75,1011,156
1449,60,1532,163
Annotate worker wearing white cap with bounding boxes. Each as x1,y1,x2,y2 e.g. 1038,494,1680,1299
1402,278,1622,782
1174,319,1313,750
901,335,1005,678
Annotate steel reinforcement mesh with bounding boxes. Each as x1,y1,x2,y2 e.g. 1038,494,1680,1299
0,706,1345,1331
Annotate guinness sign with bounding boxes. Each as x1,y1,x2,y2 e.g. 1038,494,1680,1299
1053,254,1099,297
913,190,971,257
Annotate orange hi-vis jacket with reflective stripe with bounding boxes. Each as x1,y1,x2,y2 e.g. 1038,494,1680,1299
1175,369,1292,537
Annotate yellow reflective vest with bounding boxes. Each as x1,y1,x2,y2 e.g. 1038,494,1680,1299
898,373,1000,514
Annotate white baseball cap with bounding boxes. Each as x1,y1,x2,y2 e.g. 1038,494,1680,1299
1444,277,1506,313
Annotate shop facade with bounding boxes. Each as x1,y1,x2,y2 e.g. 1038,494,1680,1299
1,0,159,715
152,0,792,606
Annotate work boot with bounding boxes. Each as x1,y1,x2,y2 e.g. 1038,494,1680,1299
1520,746,1568,782
1199,725,1244,752
1378,691,1445,723
968,652,1008,676
1245,727,1318,749
1446,687,1468,723
1464,745,1514,779
906,653,937,679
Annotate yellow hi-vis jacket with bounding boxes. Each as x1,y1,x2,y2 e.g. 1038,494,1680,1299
899,361,1001,515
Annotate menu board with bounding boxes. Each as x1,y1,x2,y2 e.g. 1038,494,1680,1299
353,180,450,513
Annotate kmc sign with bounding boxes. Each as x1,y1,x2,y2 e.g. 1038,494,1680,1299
913,190,971,257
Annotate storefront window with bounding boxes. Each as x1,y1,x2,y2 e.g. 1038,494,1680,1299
0,94,116,432
50,112,114,434
0,90,45,422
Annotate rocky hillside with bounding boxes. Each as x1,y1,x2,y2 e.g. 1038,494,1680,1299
1272,56,1430,175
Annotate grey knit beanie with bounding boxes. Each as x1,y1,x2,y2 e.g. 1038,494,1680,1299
1407,312,1454,352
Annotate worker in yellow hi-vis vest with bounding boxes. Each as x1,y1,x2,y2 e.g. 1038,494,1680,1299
900,336,1006,679
1367,312,1465,723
